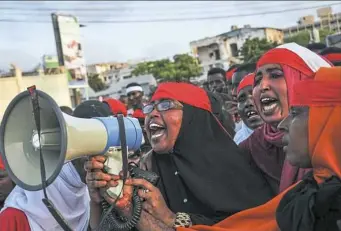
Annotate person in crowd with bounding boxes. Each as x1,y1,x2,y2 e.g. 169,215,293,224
0,159,89,228
230,63,257,132
306,42,326,53
320,46,341,66
0,101,106,231
239,42,331,196
85,82,274,230
175,66,341,231
224,65,240,129
231,63,257,98
234,73,263,144
59,105,73,115
103,97,128,116
119,95,129,108
209,91,236,138
126,82,144,116
225,64,240,96
202,81,210,91
0,157,14,210
207,67,227,94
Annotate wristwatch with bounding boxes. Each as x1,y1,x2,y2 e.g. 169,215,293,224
173,212,192,228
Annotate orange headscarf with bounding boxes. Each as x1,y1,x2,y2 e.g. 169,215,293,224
178,67,341,231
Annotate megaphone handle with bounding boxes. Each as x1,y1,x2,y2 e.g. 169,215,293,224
104,153,126,199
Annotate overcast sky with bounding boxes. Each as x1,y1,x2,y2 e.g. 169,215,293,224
0,1,340,70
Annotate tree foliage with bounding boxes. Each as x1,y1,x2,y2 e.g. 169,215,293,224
284,31,311,46
284,29,334,46
319,28,334,44
88,74,106,92
131,54,202,81
239,38,278,63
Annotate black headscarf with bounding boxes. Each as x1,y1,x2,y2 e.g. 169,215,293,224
73,100,112,118
149,82,274,225
276,172,341,231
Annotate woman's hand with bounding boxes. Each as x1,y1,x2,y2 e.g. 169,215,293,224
100,183,134,217
126,178,176,227
84,156,119,204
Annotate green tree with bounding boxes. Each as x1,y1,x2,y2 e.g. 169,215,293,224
284,31,311,46
283,29,334,46
239,38,278,63
319,28,334,44
132,54,202,81
88,74,106,92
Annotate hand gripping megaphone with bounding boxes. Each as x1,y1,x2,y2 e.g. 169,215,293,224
0,88,143,199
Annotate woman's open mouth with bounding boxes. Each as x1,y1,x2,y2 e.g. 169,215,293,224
149,123,166,141
260,97,279,116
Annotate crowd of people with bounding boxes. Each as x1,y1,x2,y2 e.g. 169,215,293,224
0,42,341,231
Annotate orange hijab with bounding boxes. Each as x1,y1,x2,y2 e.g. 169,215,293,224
178,67,341,231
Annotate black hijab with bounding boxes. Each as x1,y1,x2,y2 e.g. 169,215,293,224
149,82,274,224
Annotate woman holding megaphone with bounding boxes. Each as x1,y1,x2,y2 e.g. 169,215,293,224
85,82,275,230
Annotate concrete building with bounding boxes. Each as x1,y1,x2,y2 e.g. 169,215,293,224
190,26,283,74
86,62,129,86
0,64,71,117
86,63,157,100
283,7,341,39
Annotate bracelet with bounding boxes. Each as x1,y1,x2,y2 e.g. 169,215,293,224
173,212,192,228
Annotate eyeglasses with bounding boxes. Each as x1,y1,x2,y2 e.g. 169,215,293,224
143,100,183,114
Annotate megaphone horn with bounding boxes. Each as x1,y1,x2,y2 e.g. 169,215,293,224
0,89,143,192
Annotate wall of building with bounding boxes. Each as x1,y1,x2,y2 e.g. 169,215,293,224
0,67,71,118
264,28,284,44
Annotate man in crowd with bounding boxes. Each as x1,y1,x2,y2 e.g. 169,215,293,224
119,95,129,108
225,64,240,97
126,82,144,116
234,73,263,144
207,67,227,94
230,62,257,132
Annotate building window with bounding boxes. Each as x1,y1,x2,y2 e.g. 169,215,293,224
214,49,221,60
230,43,238,57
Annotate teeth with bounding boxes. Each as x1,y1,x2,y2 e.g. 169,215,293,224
263,104,277,111
261,97,272,103
151,131,164,140
149,123,164,129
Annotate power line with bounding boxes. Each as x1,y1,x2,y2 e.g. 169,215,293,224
0,1,263,12
0,2,323,18
0,2,340,24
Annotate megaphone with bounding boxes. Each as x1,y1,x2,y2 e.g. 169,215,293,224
0,89,143,194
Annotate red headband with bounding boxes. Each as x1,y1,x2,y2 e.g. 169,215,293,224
151,82,211,112
103,98,127,116
237,73,255,94
291,80,341,106
323,53,341,63
132,109,145,119
226,68,237,81
257,48,314,76
0,155,5,170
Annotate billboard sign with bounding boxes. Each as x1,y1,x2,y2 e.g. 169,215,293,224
51,13,88,88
